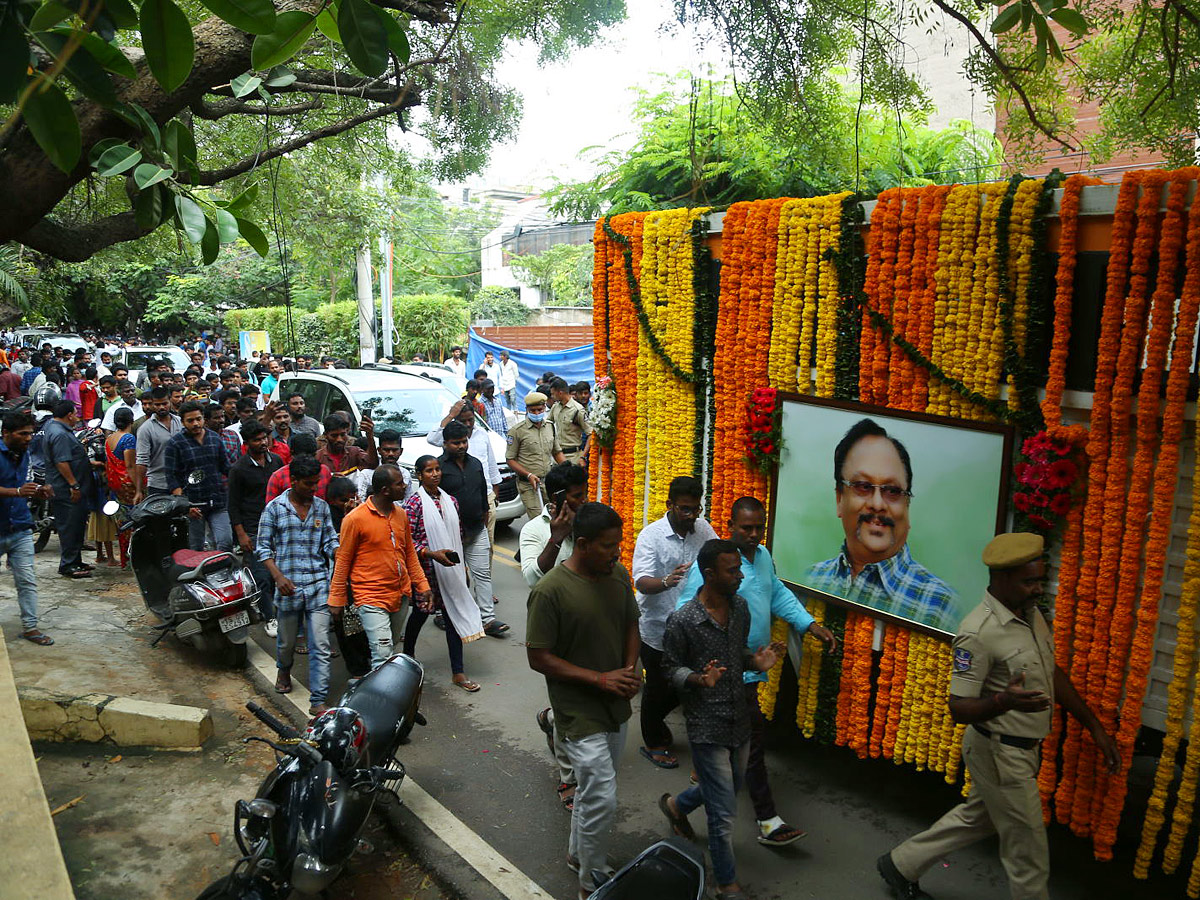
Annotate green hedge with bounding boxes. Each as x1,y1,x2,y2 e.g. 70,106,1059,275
225,295,467,361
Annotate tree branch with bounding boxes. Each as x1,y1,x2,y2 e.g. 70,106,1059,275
15,212,156,262
925,0,1075,151
195,89,418,185
191,97,325,119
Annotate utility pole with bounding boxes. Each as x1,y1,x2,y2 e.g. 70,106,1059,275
379,234,394,359
356,245,375,365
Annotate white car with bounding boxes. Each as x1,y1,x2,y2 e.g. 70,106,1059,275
274,368,526,522
119,346,193,386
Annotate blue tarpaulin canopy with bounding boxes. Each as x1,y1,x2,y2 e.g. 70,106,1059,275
465,328,595,412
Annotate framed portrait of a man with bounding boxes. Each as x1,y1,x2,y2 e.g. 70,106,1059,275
769,395,1014,635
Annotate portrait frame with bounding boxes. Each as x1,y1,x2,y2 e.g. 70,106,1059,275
767,393,1015,638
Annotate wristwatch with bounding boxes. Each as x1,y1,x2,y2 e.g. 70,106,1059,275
69,483,79,491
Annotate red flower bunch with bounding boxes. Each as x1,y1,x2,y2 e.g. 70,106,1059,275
1013,429,1082,536
745,387,783,473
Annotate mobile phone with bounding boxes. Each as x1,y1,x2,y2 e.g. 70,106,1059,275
445,550,460,564
552,489,567,509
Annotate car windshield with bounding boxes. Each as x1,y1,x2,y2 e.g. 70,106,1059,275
126,350,189,370
353,388,452,437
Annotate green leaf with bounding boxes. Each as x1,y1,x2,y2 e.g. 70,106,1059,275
1034,0,1056,14
0,1,28,105
1048,6,1088,34
1019,0,1033,30
95,142,141,175
162,119,197,169
231,71,262,97
201,217,220,263
379,13,409,64
59,29,138,79
991,3,1021,33
22,77,81,173
89,137,125,164
236,217,270,256
30,1,74,31
175,194,207,243
133,162,173,188
36,31,118,105
214,208,240,243
315,4,340,42
250,11,316,71
140,0,195,93
100,0,140,28
135,183,165,230
264,65,295,87
195,0,275,35
338,0,388,76
118,102,161,148
226,182,259,212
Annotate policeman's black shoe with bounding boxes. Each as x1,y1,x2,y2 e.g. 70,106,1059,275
877,852,933,900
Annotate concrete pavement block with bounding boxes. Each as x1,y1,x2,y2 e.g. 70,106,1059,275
98,697,213,748
18,687,212,748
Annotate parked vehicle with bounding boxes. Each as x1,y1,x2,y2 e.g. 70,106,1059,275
106,474,261,667
119,345,193,387
197,654,427,899
590,839,705,900
273,368,524,522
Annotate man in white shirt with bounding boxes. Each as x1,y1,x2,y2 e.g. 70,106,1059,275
498,350,519,409
427,398,502,547
100,381,144,431
351,428,413,501
443,346,466,377
630,474,719,769
481,350,501,389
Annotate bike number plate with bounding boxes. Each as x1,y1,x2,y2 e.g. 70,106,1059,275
219,609,250,632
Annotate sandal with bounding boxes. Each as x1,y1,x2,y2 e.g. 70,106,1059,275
639,746,679,769
556,782,576,812
715,891,750,900
453,677,481,693
757,823,807,846
275,671,292,694
21,630,54,646
658,793,696,841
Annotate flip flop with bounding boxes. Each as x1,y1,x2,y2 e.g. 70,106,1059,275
758,823,807,846
658,793,696,841
640,746,679,769
21,630,53,645
556,782,576,811
453,678,481,692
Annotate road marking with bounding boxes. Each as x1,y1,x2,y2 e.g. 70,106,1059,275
493,544,515,559
245,641,548,899
494,555,520,571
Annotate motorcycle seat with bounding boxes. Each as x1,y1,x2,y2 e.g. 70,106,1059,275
343,655,423,766
168,549,233,582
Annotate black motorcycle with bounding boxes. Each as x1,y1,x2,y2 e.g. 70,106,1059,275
106,476,261,667
198,654,426,899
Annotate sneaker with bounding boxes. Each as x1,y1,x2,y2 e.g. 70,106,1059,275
877,852,933,900
264,618,278,638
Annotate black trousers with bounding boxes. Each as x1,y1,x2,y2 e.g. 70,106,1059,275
52,496,87,572
639,643,679,748
744,681,777,821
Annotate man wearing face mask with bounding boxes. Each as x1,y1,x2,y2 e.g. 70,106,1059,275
630,475,718,770
506,392,567,521
806,417,958,632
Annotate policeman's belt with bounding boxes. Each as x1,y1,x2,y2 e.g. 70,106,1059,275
973,723,1041,749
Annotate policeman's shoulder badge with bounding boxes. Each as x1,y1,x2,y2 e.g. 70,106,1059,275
953,647,973,672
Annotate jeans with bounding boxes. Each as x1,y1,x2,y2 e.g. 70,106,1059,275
277,607,331,704
639,643,678,748
243,541,274,619
0,530,38,630
744,681,776,821
404,605,464,674
358,602,409,669
463,526,493,624
187,508,233,552
561,724,627,892
675,740,750,887
51,495,88,572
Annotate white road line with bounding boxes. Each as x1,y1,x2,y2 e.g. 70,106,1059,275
245,640,549,899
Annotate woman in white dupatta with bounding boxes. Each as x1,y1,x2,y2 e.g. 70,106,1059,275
402,456,486,691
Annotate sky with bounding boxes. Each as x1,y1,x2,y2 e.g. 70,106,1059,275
475,3,728,190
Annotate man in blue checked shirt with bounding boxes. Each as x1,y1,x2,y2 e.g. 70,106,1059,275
677,496,837,848
165,400,232,551
479,379,508,437
257,455,339,716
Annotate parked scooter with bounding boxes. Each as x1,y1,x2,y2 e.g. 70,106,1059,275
197,654,427,899
590,838,706,899
105,470,261,667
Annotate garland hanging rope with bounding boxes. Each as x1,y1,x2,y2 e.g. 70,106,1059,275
590,169,1200,890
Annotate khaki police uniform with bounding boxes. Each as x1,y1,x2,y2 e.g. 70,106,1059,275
506,418,562,520
549,398,591,465
892,590,1055,900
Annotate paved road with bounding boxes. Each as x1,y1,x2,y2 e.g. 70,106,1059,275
251,517,1182,900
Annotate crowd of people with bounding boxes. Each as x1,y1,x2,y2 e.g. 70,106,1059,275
0,330,1125,900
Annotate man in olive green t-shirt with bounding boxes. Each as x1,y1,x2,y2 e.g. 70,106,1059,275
527,502,640,899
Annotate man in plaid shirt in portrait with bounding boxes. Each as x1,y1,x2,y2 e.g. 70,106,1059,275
166,400,232,551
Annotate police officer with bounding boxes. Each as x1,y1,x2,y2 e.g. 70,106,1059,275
877,532,1120,900
547,377,591,466
505,392,566,521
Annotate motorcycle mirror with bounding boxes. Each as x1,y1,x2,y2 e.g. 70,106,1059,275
186,470,205,485
101,499,120,516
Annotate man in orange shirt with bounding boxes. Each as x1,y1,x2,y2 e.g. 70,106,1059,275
328,464,432,668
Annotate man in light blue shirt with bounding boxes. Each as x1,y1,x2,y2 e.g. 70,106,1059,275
677,495,837,847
